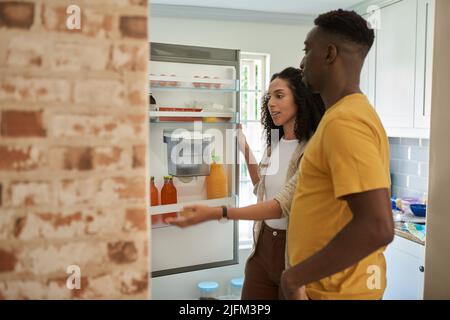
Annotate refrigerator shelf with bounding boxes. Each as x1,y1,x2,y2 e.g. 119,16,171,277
149,110,238,122
150,75,239,91
150,86,238,93
149,195,238,216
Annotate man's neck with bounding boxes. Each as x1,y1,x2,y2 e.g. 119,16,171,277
321,84,362,110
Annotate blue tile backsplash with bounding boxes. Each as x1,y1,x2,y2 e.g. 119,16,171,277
389,137,429,200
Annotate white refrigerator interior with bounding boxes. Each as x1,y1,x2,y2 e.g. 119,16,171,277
148,43,240,277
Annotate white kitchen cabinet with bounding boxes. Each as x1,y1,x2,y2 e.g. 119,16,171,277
360,27,377,107
356,0,435,138
383,235,425,300
375,0,417,129
414,0,435,129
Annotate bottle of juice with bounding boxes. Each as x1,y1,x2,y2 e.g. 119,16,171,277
150,176,161,225
206,156,228,199
161,175,177,222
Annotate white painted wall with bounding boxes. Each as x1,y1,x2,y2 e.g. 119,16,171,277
149,16,313,75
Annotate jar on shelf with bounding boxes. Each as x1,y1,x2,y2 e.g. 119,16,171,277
197,281,219,300
150,176,161,225
206,155,228,199
161,175,177,223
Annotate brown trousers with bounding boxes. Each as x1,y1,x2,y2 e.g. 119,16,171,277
241,222,286,300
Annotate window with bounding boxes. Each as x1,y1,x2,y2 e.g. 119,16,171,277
238,52,270,247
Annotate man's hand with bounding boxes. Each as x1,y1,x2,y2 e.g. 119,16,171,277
165,205,220,228
281,268,308,300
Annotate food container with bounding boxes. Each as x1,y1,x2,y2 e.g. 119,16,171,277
399,197,421,214
163,130,214,177
197,281,219,300
410,204,427,217
158,107,202,122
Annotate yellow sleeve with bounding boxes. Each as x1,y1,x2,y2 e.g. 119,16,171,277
323,118,390,199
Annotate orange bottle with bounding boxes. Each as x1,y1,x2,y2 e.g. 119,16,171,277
150,176,161,225
161,175,177,222
206,156,228,199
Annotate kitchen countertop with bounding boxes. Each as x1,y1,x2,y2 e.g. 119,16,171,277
394,222,425,246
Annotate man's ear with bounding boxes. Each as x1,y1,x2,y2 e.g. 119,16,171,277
325,44,338,64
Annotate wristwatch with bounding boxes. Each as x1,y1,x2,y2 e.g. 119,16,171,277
218,206,228,224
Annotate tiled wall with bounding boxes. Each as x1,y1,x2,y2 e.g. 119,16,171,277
389,137,429,200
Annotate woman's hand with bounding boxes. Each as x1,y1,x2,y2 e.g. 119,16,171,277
237,124,248,154
165,205,221,228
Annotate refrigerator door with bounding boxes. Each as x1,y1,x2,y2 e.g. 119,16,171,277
149,43,240,277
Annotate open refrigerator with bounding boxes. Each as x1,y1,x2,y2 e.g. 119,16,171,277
148,43,241,277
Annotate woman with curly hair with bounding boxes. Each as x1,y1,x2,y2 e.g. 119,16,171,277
167,67,325,299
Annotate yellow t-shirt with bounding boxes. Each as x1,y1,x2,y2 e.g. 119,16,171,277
288,93,390,300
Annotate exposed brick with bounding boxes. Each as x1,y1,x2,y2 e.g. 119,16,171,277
0,248,17,272
119,270,148,295
124,208,147,231
51,113,146,141
0,145,44,171
107,241,138,264
15,208,124,240
42,5,113,38
0,76,71,103
119,16,147,39
93,146,130,170
0,0,149,300
0,279,71,299
51,147,93,171
6,36,44,68
128,81,147,107
57,178,97,206
10,181,51,207
97,177,145,205
41,4,80,34
17,242,107,275
111,43,147,71
0,2,34,29
132,145,146,168
0,209,16,240
1,111,46,137
73,79,126,107
50,41,110,72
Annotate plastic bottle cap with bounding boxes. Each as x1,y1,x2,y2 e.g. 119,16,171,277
197,281,219,293
230,277,244,288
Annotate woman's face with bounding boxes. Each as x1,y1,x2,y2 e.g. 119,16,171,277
266,78,297,127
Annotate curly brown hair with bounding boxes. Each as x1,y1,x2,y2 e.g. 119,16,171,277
261,67,325,147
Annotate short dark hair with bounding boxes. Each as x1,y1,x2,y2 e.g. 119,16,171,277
261,67,325,146
314,9,375,50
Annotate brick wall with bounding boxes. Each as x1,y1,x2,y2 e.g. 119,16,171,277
0,0,149,299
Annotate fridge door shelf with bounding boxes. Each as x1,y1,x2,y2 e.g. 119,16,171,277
150,75,239,91
149,195,238,216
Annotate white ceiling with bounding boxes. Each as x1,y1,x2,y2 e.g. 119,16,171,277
150,0,365,15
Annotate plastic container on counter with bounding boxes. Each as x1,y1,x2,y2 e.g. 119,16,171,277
198,281,219,300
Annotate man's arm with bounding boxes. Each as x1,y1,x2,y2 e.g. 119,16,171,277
281,188,394,299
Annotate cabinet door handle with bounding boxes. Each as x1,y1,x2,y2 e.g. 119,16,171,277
419,266,425,272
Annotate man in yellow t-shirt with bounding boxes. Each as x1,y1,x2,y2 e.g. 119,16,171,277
281,10,394,300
